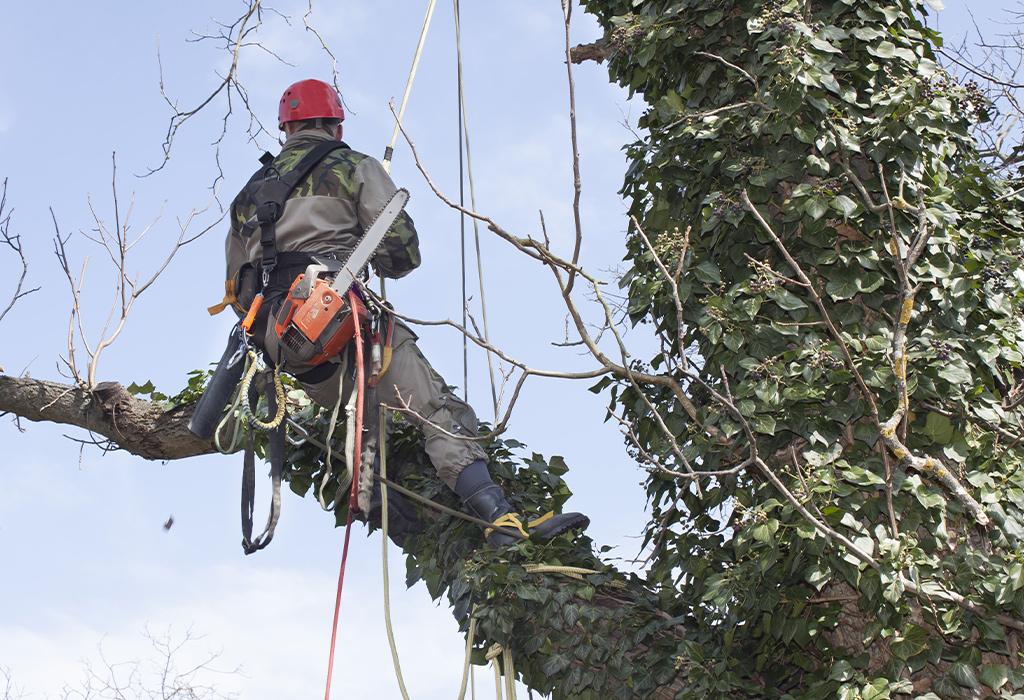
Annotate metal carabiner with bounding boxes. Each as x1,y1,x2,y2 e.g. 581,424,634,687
285,417,310,447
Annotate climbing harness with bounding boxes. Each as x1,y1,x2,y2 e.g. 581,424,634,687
271,187,407,371
192,140,353,441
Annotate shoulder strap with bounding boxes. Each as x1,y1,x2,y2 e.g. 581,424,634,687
240,140,351,271
278,139,351,192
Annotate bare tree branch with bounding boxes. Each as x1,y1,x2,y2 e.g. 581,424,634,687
0,179,40,328
53,155,220,389
58,626,240,700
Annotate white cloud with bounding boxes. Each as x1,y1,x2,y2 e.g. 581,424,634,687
0,532,480,700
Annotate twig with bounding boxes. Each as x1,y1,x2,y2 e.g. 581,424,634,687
53,156,218,389
741,190,880,421
0,179,40,326
561,0,584,294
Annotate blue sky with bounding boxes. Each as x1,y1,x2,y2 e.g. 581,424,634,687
0,0,1010,698
0,2,650,697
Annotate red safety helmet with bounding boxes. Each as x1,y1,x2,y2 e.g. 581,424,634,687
278,79,345,129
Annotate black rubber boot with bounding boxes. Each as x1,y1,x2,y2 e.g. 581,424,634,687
455,460,590,548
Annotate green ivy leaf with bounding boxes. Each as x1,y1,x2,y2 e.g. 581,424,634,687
695,260,722,284
861,678,891,700
870,41,897,58
937,359,972,385
831,195,858,218
890,624,930,660
751,518,779,542
950,661,982,690
541,653,573,677
978,665,1011,691
922,412,954,445
806,195,830,220
127,380,156,395
882,576,905,604
769,288,808,311
826,272,859,300
752,414,777,435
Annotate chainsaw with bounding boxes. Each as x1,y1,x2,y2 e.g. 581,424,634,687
272,187,409,368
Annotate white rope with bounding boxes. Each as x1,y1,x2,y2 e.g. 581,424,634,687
383,0,438,174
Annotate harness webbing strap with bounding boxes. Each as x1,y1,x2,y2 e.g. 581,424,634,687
240,140,352,269
241,371,285,554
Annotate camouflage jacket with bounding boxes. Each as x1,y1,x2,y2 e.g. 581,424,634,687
225,130,421,282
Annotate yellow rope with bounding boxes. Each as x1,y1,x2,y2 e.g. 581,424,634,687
484,644,517,700
380,403,477,700
240,350,286,431
523,564,629,589
488,646,503,700
504,649,516,700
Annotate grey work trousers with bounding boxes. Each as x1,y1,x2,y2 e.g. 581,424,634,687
294,321,487,490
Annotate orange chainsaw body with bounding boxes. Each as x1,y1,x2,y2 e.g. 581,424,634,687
274,274,365,366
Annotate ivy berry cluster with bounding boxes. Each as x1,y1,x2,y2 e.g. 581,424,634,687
610,22,646,54
761,0,796,35
980,259,1013,291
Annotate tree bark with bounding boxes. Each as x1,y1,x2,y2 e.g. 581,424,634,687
0,375,216,461
570,39,611,64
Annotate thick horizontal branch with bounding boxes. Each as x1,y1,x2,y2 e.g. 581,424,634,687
569,39,611,64
0,375,217,461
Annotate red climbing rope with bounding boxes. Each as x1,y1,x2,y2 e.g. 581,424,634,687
323,289,367,700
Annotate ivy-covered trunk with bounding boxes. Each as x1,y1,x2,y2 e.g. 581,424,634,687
572,0,1024,697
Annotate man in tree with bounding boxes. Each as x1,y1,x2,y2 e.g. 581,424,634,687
219,78,589,547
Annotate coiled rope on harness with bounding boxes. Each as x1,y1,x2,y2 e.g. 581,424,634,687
240,350,286,431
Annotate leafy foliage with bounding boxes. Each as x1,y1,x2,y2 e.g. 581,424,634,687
128,370,211,411
580,0,1024,696
260,401,691,699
